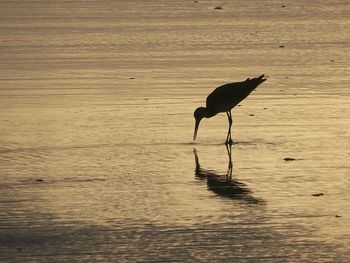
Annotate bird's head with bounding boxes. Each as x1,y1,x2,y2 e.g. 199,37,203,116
193,107,207,141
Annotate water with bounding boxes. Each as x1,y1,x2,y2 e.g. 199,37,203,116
1,0,350,262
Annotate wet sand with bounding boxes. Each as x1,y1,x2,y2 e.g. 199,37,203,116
1,0,350,262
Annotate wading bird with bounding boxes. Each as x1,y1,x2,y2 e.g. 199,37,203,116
193,74,267,144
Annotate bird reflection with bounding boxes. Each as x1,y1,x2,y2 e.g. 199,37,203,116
193,145,262,204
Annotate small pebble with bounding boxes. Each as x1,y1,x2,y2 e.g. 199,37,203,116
249,114,254,116
279,45,285,48
263,107,267,110
312,193,324,197
281,5,286,8
214,6,223,10
284,157,295,161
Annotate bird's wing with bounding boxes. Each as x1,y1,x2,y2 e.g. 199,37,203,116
205,76,266,113
206,82,246,112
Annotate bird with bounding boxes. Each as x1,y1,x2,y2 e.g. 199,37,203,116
193,74,267,144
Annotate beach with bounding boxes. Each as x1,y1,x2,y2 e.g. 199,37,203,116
1,0,350,261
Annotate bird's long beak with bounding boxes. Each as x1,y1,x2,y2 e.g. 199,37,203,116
193,118,201,141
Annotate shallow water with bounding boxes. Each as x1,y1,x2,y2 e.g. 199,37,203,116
1,0,350,262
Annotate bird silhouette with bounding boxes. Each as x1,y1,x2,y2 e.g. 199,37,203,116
193,74,267,144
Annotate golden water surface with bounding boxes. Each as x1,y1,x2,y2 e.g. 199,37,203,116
1,0,350,262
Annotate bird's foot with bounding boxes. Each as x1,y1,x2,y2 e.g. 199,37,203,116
225,139,233,145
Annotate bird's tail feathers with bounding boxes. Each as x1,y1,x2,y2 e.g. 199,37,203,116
257,74,268,81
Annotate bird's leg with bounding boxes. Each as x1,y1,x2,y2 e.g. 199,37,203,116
225,143,233,180
225,112,230,143
225,111,233,145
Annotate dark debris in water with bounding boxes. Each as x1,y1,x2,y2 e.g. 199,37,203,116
312,193,324,197
214,6,223,10
35,179,44,182
284,157,295,161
